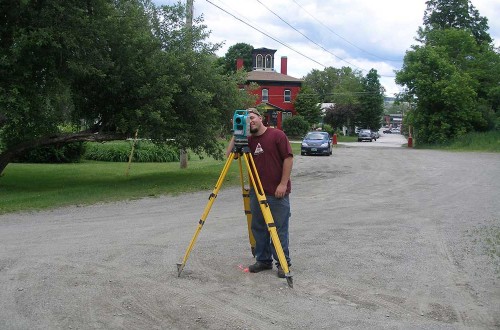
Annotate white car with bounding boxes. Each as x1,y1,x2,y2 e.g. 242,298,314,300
391,128,401,134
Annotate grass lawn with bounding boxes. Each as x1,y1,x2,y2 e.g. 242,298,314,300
0,143,303,215
3,129,495,215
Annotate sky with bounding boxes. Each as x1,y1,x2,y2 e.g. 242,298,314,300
152,0,500,96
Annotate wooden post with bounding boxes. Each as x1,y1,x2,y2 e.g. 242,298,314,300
126,129,138,176
180,0,194,169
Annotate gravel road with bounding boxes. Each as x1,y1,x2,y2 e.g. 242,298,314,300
1,134,499,329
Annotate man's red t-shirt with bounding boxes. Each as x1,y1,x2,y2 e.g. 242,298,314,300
248,128,293,196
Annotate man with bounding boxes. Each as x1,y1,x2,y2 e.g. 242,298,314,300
226,108,293,278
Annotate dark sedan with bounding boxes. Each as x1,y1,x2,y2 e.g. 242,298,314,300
357,129,374,142
301,131,332,156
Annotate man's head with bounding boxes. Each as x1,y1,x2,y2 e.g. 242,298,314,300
248,108,261,117
247,108,265,135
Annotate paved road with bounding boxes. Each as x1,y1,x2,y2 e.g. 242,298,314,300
340,130,408,148
1,143,499,329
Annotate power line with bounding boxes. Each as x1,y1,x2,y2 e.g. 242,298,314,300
205,0,327,69
290,0,401,62
254,0,396,77
254,0,360,69
206,0,396,78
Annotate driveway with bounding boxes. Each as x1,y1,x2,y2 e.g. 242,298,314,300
1,144,499,329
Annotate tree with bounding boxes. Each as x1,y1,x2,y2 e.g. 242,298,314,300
218,43,254,74
357,69,385,130
293,86,321,127
303,66,363,104
331,67,364,105
419,0,492,44
303,67,339,102
396,35,481,143
396,0,499,144
0,1,253,175
323,104,359,133
282,115,309,138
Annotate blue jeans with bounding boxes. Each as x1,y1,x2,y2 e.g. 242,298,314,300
249,190,291,267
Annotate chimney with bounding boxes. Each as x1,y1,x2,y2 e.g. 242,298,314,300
236,58,244,70
281,56,288,75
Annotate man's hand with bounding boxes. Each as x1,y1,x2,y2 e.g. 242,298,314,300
275,183,287,199
274,156,292,198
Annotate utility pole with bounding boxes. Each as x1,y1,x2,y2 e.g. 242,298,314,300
186,0,193,28
180,0,194,169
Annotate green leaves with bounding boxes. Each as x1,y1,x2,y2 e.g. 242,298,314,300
396,0,499,144
0,0,254,174
293,86,321,127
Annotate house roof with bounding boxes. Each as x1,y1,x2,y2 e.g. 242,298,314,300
259,102,291,112
247,70,303,83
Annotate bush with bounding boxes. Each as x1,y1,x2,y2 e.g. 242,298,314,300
84,140,181,162
282,115,310,138
15,142,86,163
321,123,335,135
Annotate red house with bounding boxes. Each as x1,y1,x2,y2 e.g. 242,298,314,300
237,48,302,130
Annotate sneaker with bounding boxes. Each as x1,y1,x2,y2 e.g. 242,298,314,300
276,265,290,278
248,261,272,273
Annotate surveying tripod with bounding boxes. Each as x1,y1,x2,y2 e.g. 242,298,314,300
176,139,293,288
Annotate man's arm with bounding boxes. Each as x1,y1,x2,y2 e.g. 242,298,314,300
275,156,293,198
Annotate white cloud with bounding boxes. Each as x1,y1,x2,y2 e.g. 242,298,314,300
155,0,500,95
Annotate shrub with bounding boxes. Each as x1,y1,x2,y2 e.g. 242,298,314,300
283,115,310,138
321,123,335,135
84,141,181,162
15,142,86,163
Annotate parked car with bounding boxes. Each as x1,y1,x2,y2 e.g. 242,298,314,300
391,128,401,134
358,129,374,142
383,128,392,134
301,131,332,156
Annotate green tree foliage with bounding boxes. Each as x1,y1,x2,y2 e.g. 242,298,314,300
282,115,309,138
357,69,385,130
396,0,499,144
419,0,492,44
293,86,321,127
323,104,359,132
16,143,86,164
304,66,364,133
303,68,338,102
303,67,363,104
217,42,254,74
0,1,253,174
331,67,364,105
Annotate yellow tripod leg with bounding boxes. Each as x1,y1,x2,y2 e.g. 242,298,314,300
177,152,235,276
242,153,293,288
238,157,256,257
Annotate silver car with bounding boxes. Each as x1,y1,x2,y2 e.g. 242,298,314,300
358,129,374,142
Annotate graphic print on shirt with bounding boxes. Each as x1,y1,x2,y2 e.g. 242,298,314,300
254,143,264,156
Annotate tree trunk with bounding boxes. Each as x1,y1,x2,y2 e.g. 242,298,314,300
0,150,15,177
0,131,127,176
180,149,188,169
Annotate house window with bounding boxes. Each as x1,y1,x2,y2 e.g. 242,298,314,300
284,89,291,102
265,55,272,69
256,54,263,69
262,89,269,102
